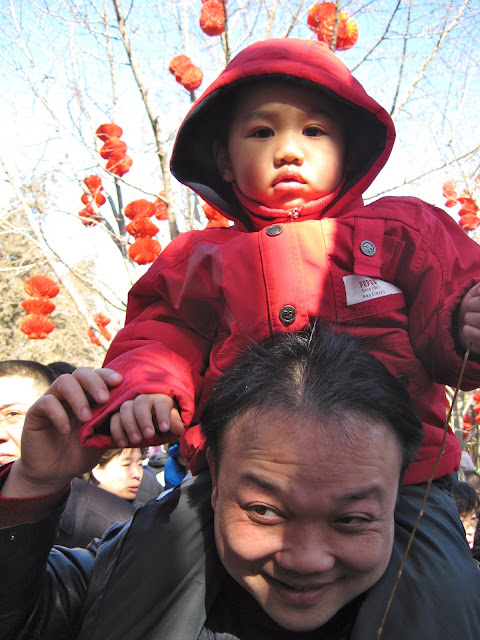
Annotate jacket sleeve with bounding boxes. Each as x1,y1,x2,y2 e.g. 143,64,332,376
79,231,226,450
390,199,480,388
0,505,98,640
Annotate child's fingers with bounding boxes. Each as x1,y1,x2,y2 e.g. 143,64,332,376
169,407,184,437
110,410,130,448
151,395,179,433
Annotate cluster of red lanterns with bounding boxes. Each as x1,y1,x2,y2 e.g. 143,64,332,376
307,2,358,51
125,198,166,265
168,55,203,93
78,175,106,227
19,274,60,339
203,202,230,228
96,124,133,177
443,180,480,231
199,0,226,37
88,312,112,346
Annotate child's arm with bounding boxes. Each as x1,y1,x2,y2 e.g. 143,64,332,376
109,393,184,448
457,282,480,354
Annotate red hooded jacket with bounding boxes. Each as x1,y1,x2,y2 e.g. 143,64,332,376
81,39,480,484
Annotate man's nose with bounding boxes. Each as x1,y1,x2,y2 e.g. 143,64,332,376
274,524,336,574
274,133,304,165
0,423,12,443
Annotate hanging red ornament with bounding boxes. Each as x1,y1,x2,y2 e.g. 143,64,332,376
180,65,203,91
154,194,168,221
124,199,157,220
459,214,480,231
96,123,123,141
307,2,358,51
87,327,101,346
93,312,111,328
21,298,56,315
203,202,230,228
20,315,55,340
106,153,133,177
128,237,162,265
126,217,160,238
169,55,192,77
24,275,60,299
200,0,226,36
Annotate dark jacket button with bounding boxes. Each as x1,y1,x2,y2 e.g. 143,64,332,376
279,305,296,326
266,225,282,236
360,240,376,256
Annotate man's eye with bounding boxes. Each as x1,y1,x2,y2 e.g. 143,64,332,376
246,504,282,524
251,128,273,138
304,126,324,137
336,515,371,529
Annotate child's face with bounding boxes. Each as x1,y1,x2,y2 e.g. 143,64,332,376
216,81,346,211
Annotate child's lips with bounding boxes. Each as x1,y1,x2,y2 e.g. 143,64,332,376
272,171,306,187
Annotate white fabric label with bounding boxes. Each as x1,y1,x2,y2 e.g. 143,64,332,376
343,275,402,306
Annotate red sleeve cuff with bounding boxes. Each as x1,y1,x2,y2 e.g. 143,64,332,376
0,463,70,528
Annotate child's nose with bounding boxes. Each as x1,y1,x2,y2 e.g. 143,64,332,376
274,134,304,165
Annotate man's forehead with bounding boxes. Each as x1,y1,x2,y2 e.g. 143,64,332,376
0,375,39,406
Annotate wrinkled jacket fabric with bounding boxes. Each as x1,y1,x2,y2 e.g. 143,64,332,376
80,38,480,484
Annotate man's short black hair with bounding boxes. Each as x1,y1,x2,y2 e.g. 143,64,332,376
0,360,56,396
201,324,424,480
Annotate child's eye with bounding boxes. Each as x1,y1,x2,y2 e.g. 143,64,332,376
250,127,273,139
303,125,325,137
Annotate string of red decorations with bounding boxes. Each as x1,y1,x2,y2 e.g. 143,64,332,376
168,54,203,92
78,174,106,227
307,2,358,51
96,123,133,177
20,274,60,339
125,198,163,265
199,0,226,37
442,180,480,231
203,202,230,228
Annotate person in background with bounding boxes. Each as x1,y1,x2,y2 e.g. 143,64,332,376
163,441,190,491
85,447,145,503
449,481,480,551
0,359,135,547
463,470,480,561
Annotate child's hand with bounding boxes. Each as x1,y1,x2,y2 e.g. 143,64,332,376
109,393,184,448
3,368,123,498
458,282,480,354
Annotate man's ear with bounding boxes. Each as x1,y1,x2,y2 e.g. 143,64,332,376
213,141,234,183
91,465,103,484
206,448,218,510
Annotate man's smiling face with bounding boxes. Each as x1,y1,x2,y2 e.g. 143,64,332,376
209,409,401,632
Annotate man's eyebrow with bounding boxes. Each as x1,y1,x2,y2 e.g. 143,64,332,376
237,472,284,495
335,486,385,503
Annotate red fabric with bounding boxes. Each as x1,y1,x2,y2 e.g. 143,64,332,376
0,464,69,528
79,38,480,485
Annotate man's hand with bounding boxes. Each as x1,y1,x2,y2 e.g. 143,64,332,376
110,393,184,449
2,368,123,498
458,282,480,354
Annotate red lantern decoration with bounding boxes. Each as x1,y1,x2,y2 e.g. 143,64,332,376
180,65,203,92
96,123,123,141
200,0,226,36
128,238,162,265
124,199,157,220
307,2,358,51
87,327,101,346
203,202,230,228
169,55,192,77
154,194,168,221
459,214,480,231
126,217,160,238
95,123,132,177
20,315,55,340
24,275,60,298
21,298,56,315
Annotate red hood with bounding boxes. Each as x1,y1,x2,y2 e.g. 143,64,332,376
170,38,395,230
